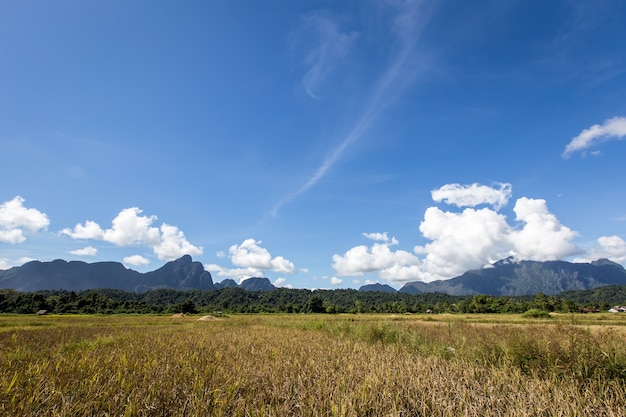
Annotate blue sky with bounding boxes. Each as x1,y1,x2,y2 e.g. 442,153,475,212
2,0,626,289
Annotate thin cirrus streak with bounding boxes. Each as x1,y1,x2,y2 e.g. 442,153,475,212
271,0,434,218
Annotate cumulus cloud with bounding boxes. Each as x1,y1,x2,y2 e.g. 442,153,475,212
563,116,626,158
0,196,50,244
431,182,512,210
333,182,585,283
62,220,104,240
509,197,579,261
123,255,150,267
69,246,98,256
229,239,296,274
206,239,297,282
332,235,421,282
61,207,202,261
416,206,511,280
273,277,293,289
330,277,343,285
204,264,263,283
575,235,626,264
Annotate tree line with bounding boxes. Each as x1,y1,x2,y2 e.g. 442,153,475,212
1,285,625,315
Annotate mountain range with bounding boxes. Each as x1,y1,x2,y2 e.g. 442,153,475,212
1,255,625,296
0,255,274,293
398,257,626,296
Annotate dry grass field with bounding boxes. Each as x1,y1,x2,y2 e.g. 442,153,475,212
1,313,625,416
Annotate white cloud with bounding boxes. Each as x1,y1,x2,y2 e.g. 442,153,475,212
204,263,262,283
102,208,160,246
0,196,50,244
69,246,98,256
61,207,202,261
416,206,511,280
363,232,399,245
0,256,34,270
18,257,35,265
273,277,293,289
152,223,202,261
563,116,626,158
333,183,586,283
509,197,579,261
123,255,150,267
330,277,343,285
61,220,104,240
332,236,421,282
229,239,296,274
431,182,512,210
575,235,626,264
206,239,297,282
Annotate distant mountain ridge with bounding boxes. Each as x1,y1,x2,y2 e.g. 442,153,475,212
0,256,276,293
2,256,624,296
358,283,397,293
399,258,626,296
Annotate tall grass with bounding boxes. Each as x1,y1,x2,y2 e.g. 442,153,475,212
0,314,624,416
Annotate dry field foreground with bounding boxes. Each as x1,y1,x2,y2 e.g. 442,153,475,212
1,314,625,416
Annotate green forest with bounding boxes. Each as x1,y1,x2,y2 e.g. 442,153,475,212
2,285,626,315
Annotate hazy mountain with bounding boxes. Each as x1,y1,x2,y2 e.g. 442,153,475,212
214,279,238,289
239,277,276,291
140,255,214,292
359,283,397,293
399,258,626,296
0,255,215,292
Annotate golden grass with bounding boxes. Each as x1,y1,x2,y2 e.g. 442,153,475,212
0,314,624,416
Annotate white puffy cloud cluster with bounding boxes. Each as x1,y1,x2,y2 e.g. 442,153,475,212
69,246,98,256
330,277,343,285
123,255,150,267
575,235,626,264
509,197,578,260
61,207,202,261
205,239,296,282
273,277,294,289
332,232,421,280
431,182,512,210
332,182,602,283
416,206,511,280
563,116,626,158
0,196,50,244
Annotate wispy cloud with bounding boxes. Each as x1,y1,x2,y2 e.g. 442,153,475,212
273,0,434,216
293,12,358,100
563,116,626,158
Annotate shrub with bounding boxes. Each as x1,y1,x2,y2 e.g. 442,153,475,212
522,308,551,318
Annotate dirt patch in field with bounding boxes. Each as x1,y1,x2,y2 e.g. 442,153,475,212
197,315,221,321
